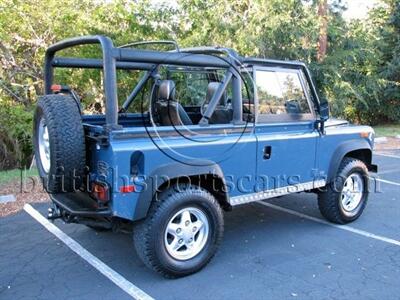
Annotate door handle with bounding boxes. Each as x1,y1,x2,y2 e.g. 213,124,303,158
263,146,272,159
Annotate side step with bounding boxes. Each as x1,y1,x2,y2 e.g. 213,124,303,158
229,179,326,206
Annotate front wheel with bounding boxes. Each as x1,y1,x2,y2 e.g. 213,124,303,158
318,157,369,224
133,184,224,278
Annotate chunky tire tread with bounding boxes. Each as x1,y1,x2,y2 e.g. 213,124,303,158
33,94,85,192
318,157,369,224
133,184,224,278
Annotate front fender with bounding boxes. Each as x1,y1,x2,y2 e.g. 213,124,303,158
327,139,372,182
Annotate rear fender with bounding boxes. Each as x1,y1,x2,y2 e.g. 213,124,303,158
133,160,226,220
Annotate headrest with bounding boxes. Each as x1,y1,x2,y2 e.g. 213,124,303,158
158,80,176,101
206,82,221,103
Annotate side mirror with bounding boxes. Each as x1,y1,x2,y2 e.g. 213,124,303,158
319,98,329,121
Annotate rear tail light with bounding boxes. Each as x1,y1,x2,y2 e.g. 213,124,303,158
51,84,71,93
91,182,109,202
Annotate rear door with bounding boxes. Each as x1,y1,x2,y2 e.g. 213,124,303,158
254,66,319,192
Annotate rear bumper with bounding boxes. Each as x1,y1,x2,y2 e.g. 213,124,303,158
50,192,112,218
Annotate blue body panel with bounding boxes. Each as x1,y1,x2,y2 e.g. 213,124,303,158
255,121,318,189
90,124,257,220
316,122,374,178
87,118,374,221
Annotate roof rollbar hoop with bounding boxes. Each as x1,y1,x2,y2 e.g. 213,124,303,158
119,40,180,52
179,46,240,61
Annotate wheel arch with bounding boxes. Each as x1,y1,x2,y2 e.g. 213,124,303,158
133,161,230,220
327,139,372,182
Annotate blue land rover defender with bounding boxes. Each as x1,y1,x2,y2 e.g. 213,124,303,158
34,36,377,277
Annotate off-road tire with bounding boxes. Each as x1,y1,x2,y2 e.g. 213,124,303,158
318,157,369,224
133,184,224,278
33,94,85,193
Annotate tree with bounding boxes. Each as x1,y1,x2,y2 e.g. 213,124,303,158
378,0,400,122
317,0,328,62
1,0,399,169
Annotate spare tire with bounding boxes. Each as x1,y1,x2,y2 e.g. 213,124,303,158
33,94,86,193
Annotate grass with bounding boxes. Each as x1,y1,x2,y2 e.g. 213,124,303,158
373,124,400,137
0,168,38,186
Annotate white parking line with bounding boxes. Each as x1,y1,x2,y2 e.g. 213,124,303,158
23,204,154,300
257,201,400,247
375,168,400,175
375,178,400,187
375,152,400,159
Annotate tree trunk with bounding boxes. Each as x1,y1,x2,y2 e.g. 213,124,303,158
317,0,328,62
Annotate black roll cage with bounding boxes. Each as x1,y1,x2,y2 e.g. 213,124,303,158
44,35,322,130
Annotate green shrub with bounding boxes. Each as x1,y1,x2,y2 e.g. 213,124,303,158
0,101,33,170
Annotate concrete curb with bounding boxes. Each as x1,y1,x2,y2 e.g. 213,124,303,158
0,194,16,204
375,137,387,143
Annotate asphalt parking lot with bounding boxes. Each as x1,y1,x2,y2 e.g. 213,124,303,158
1,152,399,300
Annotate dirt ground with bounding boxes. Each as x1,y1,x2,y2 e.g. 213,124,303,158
0,176,49,217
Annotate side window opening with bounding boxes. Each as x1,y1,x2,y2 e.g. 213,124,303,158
121,73,152,114
154,67,235,126
255,69,313,122
166,69,211,107
118,67,256,126
241,71,255,121
301,72,318,114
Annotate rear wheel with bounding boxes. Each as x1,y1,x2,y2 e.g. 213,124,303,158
33,94,85,192
133,184,224,278
318,157,369,224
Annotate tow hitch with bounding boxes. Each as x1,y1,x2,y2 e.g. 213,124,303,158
47,205,77,223
47,205,76,223
47,206,61,220
47,199,114,230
